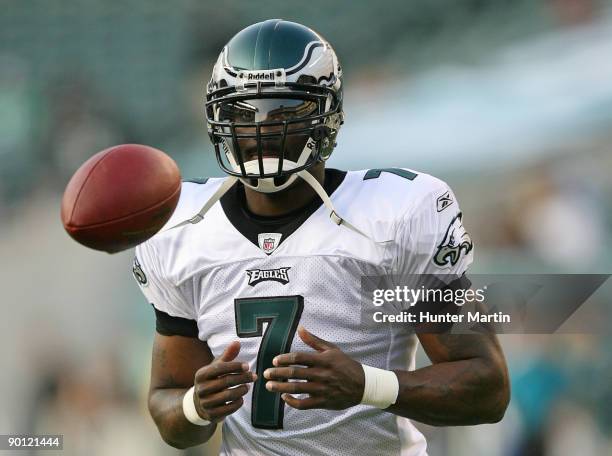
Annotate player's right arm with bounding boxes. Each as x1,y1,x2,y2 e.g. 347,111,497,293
148,335,255,449
133,244,255,449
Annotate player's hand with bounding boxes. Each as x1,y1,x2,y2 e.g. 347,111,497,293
192,341,257,423
263,326,365,410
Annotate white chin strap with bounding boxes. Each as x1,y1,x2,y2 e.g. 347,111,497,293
295,170,389,243
170,175,239,229
170,170,390,244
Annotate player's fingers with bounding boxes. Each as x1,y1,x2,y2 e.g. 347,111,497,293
263,366,324,381
220,340,241,362
197,371,256,396
196,361,248,381
273,352,323,367
298,325,337,352
199,384,250,409
206,398,244,423
281,394,326,410
266,381,326,395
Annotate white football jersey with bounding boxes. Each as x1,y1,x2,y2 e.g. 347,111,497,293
134,168,473,456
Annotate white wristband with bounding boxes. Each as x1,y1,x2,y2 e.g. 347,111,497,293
182,386,211,426
360,364,399,409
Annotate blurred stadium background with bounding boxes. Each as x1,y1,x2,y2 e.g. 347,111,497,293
1,1,612,455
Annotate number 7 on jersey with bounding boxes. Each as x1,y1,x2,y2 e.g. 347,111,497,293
234,295,304,429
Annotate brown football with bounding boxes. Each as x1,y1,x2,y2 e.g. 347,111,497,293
61,144,181,253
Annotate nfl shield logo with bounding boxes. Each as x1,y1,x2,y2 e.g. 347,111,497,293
263,238,275,252
258,232,282,255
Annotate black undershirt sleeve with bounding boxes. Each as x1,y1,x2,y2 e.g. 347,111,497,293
153,306,199,337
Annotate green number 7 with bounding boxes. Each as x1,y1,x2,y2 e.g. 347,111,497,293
234,295,304,429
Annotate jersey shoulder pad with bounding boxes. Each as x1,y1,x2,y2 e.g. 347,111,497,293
347,168,451,220
147,177,226,242
168,177,226,227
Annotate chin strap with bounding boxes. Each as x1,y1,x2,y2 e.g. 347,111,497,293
296,170,390,244
168,171,391,244
168,176,239,230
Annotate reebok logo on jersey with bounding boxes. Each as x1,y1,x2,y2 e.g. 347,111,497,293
436,191,454,212
258,233,282,255
246,267,291,286
433,213,473,267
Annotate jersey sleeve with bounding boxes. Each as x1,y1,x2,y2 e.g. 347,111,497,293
394,180,474,284
133,241,199,337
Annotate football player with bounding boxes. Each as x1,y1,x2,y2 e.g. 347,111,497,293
134,19,509,455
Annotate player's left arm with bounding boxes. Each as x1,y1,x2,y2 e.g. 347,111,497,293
389,331,509,425
265,178,509,424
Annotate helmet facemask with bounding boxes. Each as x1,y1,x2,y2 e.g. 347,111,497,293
207,77,343,193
